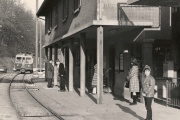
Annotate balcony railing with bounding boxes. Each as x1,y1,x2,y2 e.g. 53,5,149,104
155,77,180,108
118,4,160,27
166,78,180,108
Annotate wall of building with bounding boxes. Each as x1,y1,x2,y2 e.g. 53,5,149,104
44,0,97,46
101,0,127,21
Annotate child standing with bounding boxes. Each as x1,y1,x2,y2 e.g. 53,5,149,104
142,65,155,120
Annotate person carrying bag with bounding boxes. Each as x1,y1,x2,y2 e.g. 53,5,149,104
127,58,139,105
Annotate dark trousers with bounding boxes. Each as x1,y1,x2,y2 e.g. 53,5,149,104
144,97,153,120
131,92,138,104
47,78,52,87
60,76,65,90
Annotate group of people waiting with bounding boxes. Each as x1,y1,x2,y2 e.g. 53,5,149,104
45,57,155,120
45,59,66,92
126,58,155,120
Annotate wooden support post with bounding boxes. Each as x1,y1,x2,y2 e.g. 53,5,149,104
97,26,103,104
49,47,53,61
45,47,48,81
69,40,74,92
80,33,86,96
54,46,58,86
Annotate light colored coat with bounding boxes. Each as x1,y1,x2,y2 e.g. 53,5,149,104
91,64,97,86
128,65,139,92
142,75,155,97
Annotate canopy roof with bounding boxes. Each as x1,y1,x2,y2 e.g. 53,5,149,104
128,0,180,7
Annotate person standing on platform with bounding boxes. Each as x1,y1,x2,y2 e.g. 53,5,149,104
56,59,60,86
127,58,139,105
59,62,66,91
46,59,54,88
142,65,155,120
91,64,97,94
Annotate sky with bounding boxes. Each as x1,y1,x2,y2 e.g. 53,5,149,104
21,0,44,15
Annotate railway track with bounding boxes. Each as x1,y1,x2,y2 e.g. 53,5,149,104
0,73,21,120
8,73,64,120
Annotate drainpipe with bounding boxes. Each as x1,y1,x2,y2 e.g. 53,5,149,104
36,0,39,69
97,0,102,20
40,21,42,72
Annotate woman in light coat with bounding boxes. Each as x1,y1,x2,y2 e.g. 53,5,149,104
127,58,139,105
91,64,97,94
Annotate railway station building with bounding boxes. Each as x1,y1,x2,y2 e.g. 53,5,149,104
37,0,180,104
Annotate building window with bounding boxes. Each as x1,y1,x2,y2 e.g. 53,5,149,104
55,4,58,28
62,0,69,22
74,0,81,14
48,11,52,33
119,53,124,71
172,7,180,13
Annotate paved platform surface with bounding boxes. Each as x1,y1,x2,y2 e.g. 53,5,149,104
0,84,20,120
30,79,180,120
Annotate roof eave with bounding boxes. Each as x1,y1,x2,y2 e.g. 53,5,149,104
128,0,180,7
36,0,50,17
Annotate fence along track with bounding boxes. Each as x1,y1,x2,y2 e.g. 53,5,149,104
10,73,64,120
166,78,180,108
0,73,16,82
0,74,8,81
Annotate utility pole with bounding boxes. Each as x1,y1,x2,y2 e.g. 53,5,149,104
39,21,42,72
36,0,39,68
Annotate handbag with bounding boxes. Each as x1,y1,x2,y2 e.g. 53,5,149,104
125,80,129,88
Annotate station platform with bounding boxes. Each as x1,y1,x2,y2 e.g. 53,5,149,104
30,78,180,120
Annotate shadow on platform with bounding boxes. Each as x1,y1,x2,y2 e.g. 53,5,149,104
116,103,144,120
74,88,97,104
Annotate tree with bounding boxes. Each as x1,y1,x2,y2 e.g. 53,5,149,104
0,0,36,57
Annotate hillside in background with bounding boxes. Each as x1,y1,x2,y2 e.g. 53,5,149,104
0,0,45,70
0,57,15,71
0,0,36,57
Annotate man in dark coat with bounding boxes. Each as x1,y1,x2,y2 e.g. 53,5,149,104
46,60,54,88
45,59,48,81
59,62,65,91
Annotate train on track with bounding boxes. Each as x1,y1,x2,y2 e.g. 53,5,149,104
14,52,34,73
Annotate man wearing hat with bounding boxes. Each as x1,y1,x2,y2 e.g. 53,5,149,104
46,59,54,88
142,65,155,120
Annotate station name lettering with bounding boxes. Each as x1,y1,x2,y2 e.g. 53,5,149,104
103,4,116,9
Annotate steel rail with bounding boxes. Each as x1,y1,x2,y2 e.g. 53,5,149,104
8,73,23,120
22,75,65,120
0,73,11,81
